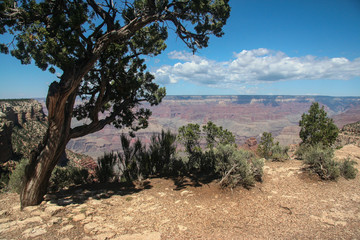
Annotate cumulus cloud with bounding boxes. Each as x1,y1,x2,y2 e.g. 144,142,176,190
153,49,360,90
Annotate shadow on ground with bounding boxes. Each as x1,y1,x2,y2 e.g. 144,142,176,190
46,181,152,206
169,174,215,191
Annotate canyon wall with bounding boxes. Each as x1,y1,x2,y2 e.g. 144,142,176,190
66,95,360,158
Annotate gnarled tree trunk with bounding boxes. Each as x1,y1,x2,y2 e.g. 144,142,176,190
20,82,76,208
20,121,68,208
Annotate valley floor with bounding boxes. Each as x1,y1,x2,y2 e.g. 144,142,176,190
1,145,360,240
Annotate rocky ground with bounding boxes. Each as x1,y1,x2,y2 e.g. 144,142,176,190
1,145,360,240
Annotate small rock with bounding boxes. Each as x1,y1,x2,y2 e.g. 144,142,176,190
22,226,47,238
72,213,86,222
18,216,43,225
30,210,44,216
178,225,188,231
45,205,64,216
23,205,39,212
92,216,105,222
180,190,191,196
58,224,74,233
84,222,98,234
123,216,133,221
48,217,62,226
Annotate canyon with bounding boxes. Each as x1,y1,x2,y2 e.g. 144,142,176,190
64,95,360,158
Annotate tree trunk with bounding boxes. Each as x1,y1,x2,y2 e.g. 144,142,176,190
20,119,68,208
20,81,75,209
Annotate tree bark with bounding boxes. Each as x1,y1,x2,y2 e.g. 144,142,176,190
20,81,75,208
20,120,68,208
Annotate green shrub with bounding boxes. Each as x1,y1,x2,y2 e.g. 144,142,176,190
215,145,264,189
340,158,358,180
299,102,339,147
50,165,89,191
271,144,289,162
302,143,340,180
96,152,117,183
295,143,310,160
148,129,177,176
257,132,274,160
8,158,29,193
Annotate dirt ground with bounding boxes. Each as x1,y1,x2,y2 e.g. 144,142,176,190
1,145,360,240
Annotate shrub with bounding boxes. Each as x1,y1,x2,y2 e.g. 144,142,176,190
50,165,89,191
302,143,340,180
203,121,235,149
294,143,310,160
148,129,177,176
8,158,28,193
299,102,339,146
257,132,274,160
340,158,358,180
96,152,117,183
215,144,264,189
271,143,289,162
257,132,289,162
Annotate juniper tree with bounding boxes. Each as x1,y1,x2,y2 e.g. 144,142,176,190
299,102,339,147
1,0,230,207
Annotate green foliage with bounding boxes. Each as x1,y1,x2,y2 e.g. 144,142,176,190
148,129,177,176
302,143,340,180
257,132,289,161
271,143,289,162
340,158,358,180
214,145,264,189
49,165,89,191
8,158,28,193
299,102,339,146
1,0,230,138
257,132,274,160
178,123,202,155
118,134,144,182
295,143,310,160
178,121,236,173
203,121,235,149
96,152,117,183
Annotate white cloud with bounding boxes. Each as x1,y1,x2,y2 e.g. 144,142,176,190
153,49,360,90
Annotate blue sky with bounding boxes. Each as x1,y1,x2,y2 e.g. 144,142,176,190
1,0,360,98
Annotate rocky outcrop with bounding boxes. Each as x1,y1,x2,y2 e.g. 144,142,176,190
0,100,47,160
0,99,46,126
0,117,13,163
0,99,96,168
336,121,360,147
0,100,46,162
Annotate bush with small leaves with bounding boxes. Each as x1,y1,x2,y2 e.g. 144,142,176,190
294,143,311,160
302,143,340,180
96,152,117,183
340,158,358,180
215,144,264,189
257,132,274,160
271,144,289,162
49,165,89,191
8,158,28,193
148,129,177,176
